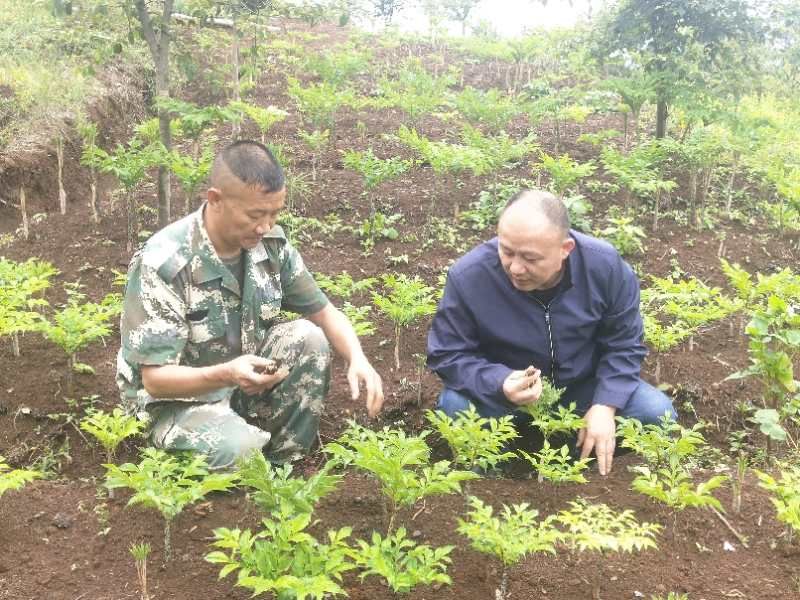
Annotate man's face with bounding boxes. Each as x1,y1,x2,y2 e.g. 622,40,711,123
207,178,286,253
497,219,574,292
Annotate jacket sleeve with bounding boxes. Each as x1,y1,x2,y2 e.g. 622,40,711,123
426,270,514,414
592,257,647,409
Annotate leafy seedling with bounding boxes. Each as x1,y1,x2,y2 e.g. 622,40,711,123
755,463,800,545
39,285,122,391
81,407,145,463
298,129,330,181
105,448,238,561
372,274,437,370
350,527,453,595
0,456,42,500
206,508,353,600
556,498,660,599
520,441,593,484
425,405,518,484
316,272,377,300
618,415,728,532
0,257,57,357
457,496,561,600
325,422,477,533
237,451,341,517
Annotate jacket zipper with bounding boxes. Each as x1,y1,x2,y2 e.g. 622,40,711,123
532,297,558,387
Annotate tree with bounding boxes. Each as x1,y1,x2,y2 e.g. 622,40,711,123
369,0,405,25
597,0,764,138
442,0,482,36
131,0,175,226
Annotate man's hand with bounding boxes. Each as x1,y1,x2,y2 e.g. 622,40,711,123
502,366,542,406
577,404,617,476
227,355,289,396
347,354,384,418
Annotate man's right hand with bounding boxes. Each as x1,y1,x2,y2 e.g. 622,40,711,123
502,366,542,406
227,355,289,396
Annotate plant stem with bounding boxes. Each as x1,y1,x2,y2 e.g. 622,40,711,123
56,135,67,215
497,565,508,600
136,557,150,600
19,184,29,240
164,518,172,562
126,190,138,254
90,180,99,223
394,324,401,371
11,333,19,358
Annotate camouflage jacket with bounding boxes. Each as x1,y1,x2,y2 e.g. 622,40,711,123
116,204,328,415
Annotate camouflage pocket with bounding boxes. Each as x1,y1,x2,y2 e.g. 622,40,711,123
187,316,226,344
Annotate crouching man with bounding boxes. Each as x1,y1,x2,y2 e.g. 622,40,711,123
116,140,383,468
427,189,675,475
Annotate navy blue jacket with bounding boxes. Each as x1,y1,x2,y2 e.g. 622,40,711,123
426,231,647,414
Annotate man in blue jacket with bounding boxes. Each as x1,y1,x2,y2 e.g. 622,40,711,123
427,189,675,475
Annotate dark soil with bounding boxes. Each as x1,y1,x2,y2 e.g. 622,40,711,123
1,19,798,600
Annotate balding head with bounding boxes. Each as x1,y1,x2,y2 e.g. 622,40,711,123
210,140,285,195
498,189,570,238
496,188,575,292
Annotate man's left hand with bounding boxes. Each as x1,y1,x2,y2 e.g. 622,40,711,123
577,404,617,476
347,354,384,418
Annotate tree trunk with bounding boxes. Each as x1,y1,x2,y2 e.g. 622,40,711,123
656,100,668,139
135,0,174,228
689,171,698,229
156,47,172,228
11,333,20,358
231,31,241,140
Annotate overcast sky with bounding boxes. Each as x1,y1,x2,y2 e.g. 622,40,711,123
384,0,599,37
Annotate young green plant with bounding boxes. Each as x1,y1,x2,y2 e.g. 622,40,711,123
206,506,353,600
0,257,57,357
105,448,238,561
299,129,330,181
325,422,477,533
556,498,660,599
754,462,800,545
457,496,562,600
372,274,438,370
80,407,146,463
518,378,590,482
350,527,453,595
618,415,729,532
0,456,42,500
425,405,518,483
39,285,122,391
129,541,151,600
237,450,341,517
534,151,596,198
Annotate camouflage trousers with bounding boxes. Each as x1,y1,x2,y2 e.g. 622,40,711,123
147,320,331,469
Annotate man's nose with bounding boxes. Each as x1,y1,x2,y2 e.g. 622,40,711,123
256,219,273,235
510,260,525,275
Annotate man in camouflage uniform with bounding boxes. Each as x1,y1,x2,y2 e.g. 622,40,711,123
117,140,384,468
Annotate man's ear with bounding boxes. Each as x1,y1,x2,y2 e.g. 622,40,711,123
561,237,576,258
207,187,222,209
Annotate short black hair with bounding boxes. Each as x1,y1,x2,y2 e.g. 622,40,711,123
502,189,571,233
213,140,285,193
